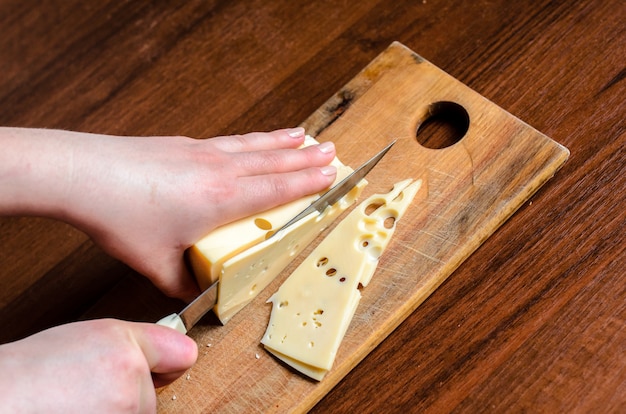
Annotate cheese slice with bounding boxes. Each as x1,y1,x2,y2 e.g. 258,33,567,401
261,178,422,380
188,135,356,292
215,177,366,323
188,135,369,323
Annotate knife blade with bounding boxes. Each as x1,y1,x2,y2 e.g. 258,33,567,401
272,139,396,236
157,140,395,334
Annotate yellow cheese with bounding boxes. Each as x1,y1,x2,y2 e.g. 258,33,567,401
215,177,366,323
188,135,368,323
261,178,422,380
188,135,354,292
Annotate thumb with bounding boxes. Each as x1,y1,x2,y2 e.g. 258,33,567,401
131,323,198,388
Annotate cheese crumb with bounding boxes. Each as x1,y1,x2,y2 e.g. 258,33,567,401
186,373,191,380
255,353,260,359
172,395,177,401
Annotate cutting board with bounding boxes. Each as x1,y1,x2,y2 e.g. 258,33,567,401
156,42,569,413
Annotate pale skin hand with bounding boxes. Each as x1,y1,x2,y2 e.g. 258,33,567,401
0,319,198,413
0,126,337,301
0,126,337,412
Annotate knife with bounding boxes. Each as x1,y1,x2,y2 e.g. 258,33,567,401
157,140,396,334
157,280,218,333
272,140,396,236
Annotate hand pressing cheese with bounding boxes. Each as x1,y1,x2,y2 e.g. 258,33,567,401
188,135,367,323
261,178,422,380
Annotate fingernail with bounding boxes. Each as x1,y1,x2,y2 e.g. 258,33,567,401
318,141,335,154
320,165,337,176
287,127,305,138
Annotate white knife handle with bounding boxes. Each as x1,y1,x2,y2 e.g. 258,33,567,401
156,313,187,334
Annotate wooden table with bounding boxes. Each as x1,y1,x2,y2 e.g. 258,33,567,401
1,1,624,412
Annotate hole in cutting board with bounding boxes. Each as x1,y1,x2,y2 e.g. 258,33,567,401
416,101,469,149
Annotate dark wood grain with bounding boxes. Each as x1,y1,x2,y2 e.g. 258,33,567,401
0,0,623,412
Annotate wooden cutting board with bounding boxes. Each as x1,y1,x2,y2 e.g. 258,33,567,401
155,41,569,413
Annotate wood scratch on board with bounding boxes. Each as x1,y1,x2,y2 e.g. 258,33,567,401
378,265,414,279
354,300,393,328
427,167,458,179
395,240,445,264
312,99,411,150
417,229,460,246
461,140,476,186
222,373,267,414
335,107,403,146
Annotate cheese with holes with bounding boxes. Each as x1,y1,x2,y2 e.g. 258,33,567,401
188,136,367,323
189,135,354,292
214,177,366,323
261,178,422,380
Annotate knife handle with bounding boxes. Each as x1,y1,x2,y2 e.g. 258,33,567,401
156,313,188,334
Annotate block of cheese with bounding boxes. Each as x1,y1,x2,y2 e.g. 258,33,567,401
214,176,367,323
188,135,369,323
188,135,357,292
261,178,422,380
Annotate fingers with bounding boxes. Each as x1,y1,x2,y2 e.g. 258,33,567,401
210,128,337,177
233,141,337,177
132,323,198,388
235,165,338,214
210,127,308,152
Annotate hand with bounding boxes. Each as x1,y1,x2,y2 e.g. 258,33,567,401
0,319,197,413
0,127,337,301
